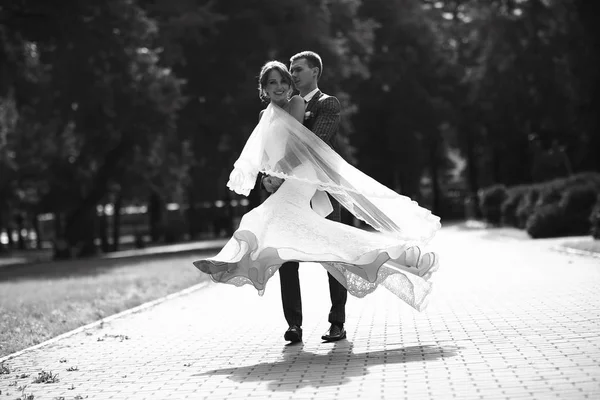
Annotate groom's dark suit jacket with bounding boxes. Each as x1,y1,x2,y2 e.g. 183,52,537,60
304,90,342,222
304,90,340,151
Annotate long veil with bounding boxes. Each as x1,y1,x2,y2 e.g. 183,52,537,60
227,103,441,244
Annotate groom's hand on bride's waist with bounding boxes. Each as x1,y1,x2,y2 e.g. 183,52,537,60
263,176,284,193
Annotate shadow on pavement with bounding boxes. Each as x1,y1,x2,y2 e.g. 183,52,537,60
197,340,461,391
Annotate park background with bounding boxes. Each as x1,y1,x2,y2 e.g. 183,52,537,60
1,0,600,258
1,0,600,361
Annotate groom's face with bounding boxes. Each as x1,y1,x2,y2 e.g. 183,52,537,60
290,58,317,91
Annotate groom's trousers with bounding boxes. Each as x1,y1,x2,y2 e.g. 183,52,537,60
279,195,348,327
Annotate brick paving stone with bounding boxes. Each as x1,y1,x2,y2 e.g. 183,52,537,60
1,226,600,399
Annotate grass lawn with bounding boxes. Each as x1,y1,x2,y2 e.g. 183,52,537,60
0,250,215,358
562,238,600,255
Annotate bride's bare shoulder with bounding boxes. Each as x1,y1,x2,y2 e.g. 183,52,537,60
287,95,305,122
289,95,304,108
288,95,304,114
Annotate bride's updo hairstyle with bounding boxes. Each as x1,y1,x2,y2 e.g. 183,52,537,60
258,60,294,103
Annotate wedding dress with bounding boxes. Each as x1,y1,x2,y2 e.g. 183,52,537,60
194,103,441,311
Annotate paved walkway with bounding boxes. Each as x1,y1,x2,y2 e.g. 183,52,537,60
1,226,599,399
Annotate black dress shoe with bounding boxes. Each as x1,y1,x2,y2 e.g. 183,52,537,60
321,323,346,342
284,325,302,343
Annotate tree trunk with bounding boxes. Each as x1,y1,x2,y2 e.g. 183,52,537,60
63,138,133,246
577,0,600,171
429,138,442,216
0,211,5,253
54,212,63,239
99,207,109,253
6,227,14,249
186,188,196,239
464,125,481,218
15,213,25,250
65,205,97,257
53,212,70,259
62,137,134,257
148,190,163,243
6,210,14,249
32,214,41,249
112,194,122,252
491,145,501,184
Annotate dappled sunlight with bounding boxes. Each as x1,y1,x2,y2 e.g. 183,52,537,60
0,251,216,357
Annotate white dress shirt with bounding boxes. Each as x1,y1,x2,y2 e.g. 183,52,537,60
302,88,320,103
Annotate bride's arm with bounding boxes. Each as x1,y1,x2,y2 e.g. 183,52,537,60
288,95,305,123
258,108,274,191
271,96,305,173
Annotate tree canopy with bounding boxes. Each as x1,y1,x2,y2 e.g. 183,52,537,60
1,0,598,255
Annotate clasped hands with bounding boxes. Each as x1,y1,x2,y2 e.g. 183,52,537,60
263,175,284,193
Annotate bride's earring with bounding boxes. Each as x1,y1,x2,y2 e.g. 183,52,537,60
263,90,269,99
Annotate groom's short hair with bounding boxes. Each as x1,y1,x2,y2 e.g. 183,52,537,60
290,51,323,80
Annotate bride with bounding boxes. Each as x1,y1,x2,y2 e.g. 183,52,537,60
193,60,441,312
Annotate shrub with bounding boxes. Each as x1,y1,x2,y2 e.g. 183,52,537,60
560,184,598,213
478,184,507,225
559,184,599,235
501,172,600,237
534,172,600,208
590,195,600,239
535,180,564,208
567,171,600,187
526,204,569,238
501,185,529,227
526,183,600,238
516,186,540,229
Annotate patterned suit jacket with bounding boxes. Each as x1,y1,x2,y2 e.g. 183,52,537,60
303,90,341,152
303,90,342,222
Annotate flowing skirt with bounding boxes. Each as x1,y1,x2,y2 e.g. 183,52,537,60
194,172,439,311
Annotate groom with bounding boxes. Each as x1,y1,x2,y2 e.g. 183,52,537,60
262,50,348,344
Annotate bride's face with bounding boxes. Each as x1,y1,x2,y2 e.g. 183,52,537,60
264,70,291,104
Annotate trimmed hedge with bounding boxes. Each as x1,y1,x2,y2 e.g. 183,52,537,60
481,172,600,238
515,186,540,229
501,185,529,227
525,204,568,238
526,184,598,238
535,172,600,208
477,184,507,225
560,184,599,235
